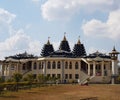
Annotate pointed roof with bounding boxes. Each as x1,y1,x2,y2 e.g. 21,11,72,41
63,32,67,41
72,38,86,57
47,37,50,45
59,33,71,52
109,46,119,54
77,36,81,45
41,38,54,57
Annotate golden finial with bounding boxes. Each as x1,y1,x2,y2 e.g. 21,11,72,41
63,32,67,41
47,37,50,45
77,36,81,44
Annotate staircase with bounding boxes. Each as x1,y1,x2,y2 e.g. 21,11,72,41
22,70,32,77
79,71,95,84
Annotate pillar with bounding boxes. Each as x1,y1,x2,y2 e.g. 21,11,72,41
93,61,96,76
102,61,104,76
88,63,90,76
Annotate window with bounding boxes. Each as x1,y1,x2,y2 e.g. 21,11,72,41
69,74,72,79
65,74,68,79
52,61,56,69
41,62,44,69
69,62,72,69
65,62,68,69
22,63,26,70
39,62,41,69
75,62,79,69
47,61,51,69
57,61,61,69
52,74,56,78
57,74,61,79
75,74,79,79
34,62,37,70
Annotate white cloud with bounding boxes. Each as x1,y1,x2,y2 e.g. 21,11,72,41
0,8,41,59
88,47,108,54
82,9,120,40
0,30,41,59
0,8,16,38
41,0,120,21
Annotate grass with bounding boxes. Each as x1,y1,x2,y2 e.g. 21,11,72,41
0,84,120,100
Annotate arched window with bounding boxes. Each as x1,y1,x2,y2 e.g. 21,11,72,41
47,61,51,69
52,61,56,69
22,63,26,70
39,62,41,69
65,62,68,69
75,62,79,69
69,62,72,69
34,62,37,70
57,61,61,69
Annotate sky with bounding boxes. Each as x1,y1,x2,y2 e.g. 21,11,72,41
0,0,120,60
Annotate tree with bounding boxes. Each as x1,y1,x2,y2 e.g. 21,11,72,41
12,73,22,91
12,73,22,82
0,77,5,83
26,73,34,83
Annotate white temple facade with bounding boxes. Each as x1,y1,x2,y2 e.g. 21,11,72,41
0,35,119,84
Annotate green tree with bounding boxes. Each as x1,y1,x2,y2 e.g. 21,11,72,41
0,77,5,83
12,73,22,82
12,73,22,91
26,73,34,83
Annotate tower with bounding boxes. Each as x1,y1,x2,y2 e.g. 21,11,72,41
109,46,120,84
41,37,54,57
59,33,71,52
72,37,86,57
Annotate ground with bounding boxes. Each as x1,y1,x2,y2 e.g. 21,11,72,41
0,84,120,100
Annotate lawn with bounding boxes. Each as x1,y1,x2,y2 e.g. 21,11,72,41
0,84,120,100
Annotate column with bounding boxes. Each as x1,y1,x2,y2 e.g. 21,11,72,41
88,63,90,76
61,60,64,83
93,61,96,76
101,61,104,76
43,60,46,76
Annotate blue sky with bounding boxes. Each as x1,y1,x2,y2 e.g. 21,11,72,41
0,0,120,60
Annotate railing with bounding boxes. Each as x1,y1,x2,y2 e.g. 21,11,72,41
80,70,95,84
22,69,32,76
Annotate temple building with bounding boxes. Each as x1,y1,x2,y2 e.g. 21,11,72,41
0,35,119,84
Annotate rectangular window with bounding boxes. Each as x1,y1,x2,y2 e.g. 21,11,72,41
75,74,79,79
57,74,61,79
65,74,68,79
69,74,72,79
52,74,56,78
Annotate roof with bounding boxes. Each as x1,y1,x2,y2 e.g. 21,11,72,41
49,50,73,57
5,52,37,60
85,51,111,59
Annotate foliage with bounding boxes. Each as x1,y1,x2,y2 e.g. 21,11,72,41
0,77,5,83
12,73,22,82
26,73,34,83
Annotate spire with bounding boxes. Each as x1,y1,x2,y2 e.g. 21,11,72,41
112,46,116,51
72,37,86,57
63,32,67,41
59,32,71,52
77,36,81,44
47,37,50,45
41,38,54,57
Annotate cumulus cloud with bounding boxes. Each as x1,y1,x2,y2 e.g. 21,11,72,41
82,9,120,40
0,8,40,59
41,0,120,21
88,47,107,54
